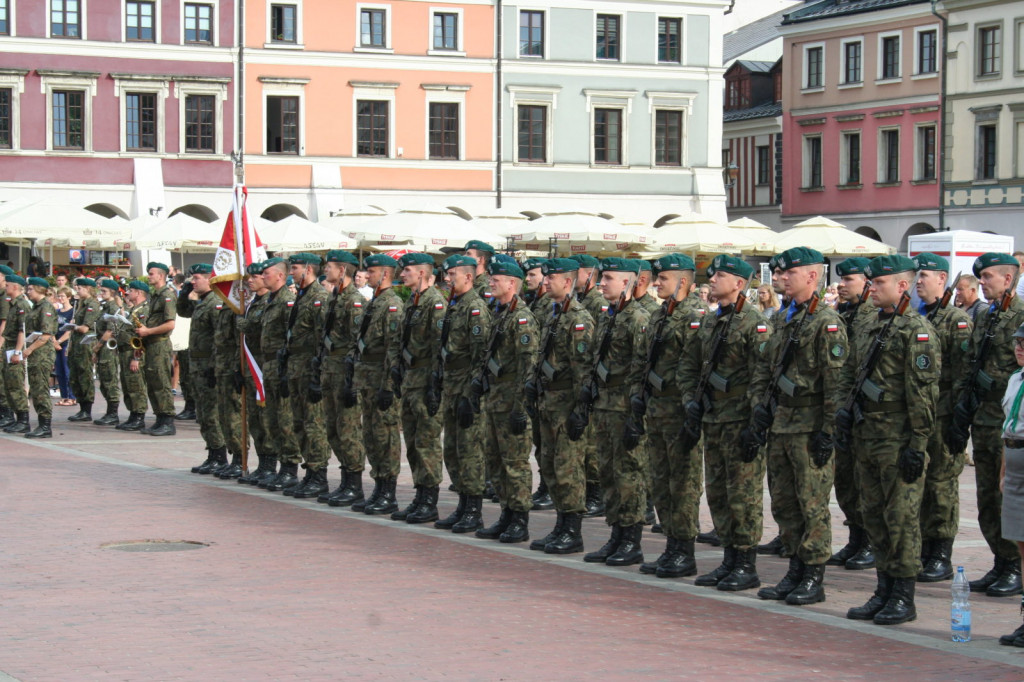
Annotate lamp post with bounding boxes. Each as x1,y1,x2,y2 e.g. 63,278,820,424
723,162,740,190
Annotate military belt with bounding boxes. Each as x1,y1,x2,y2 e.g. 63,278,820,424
777,393,823,408
1004,438,1024,449
329,348,348,356
189,351,212,359
861,400,906,413
142,334,168,343
359,352,386,364
544,378,574,391
492,373,517,384
598,374,627,389
710,383,748,401
445,357,471,371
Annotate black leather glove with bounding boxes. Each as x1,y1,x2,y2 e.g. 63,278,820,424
204,366,216,388
276,347,289,366
307,379,323,404
279,377,290,398
426,388,441,417
677,419,702,452
897,447,926,483
952,396,976,427
179,281,194,296
566,410,588,441
390,365,404,392
376,389,394,411
684,399,704,425
629,393,647,418
525,380,539,405
457,396,475,429
834,407,854,452
341,382,357,408
509,411,528,435
751,403,774,433
739,427,762,463
578,382,596,408
232,370,244,394
623,416,643,451
470,376,486,399
809,431,834,468
945,422,970,454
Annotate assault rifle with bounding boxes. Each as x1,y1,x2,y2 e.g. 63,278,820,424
469,295,519,411
308,283,341,404
631,275,685,429
752,292,820,434
526,275,576,417
927,272,962,323
392,287,423,398
425,285,457,416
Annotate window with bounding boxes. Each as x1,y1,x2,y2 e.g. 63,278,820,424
979,124,997,179
126,1,155,41
882,35,900,79
185,3,213,44
917,29,937,74
360,8,385,47
658,18,680,63
0,0,8,35
843,41,862,84
428,102,459,160
756,145,770,185
51,0,81,38
654,110,681,167
356,100,388,157
804,135,822,188
52,90,84,149
979,25,1001,76
0,88,10,149
725,77,748,110
880,129,900,183
520,10,543,57
593,108,622,165
805,45,823,88
125,92,156,151
271,4,297,43
842,132,861,185
918,125,936,180
517,104,546,162
433,12,457,50
184,94,215,152
596,14,620,61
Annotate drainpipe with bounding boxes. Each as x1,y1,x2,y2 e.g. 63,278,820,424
495,0,503,208
236,0,245,184
931,0,947,230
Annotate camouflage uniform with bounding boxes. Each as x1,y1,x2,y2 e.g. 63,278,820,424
260,285,300,465
69,296,101,407
474,272,493,303
0,291,9,416
528,291,552,469
93,298,121,407
835,299,876,531
26,298,58,419
143,284,177,418
212,299,242,457
239,292,268,456
322,282,365,474
633,292,661,316
177,291,223,450
1,294,30,413
116,300,149,417
578,286,609,490
285,279,330,471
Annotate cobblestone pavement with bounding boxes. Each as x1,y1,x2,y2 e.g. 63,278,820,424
1,401,1023,680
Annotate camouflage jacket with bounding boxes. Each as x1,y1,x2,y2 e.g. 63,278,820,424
3,295,31,346
71,295,101,351
954,295,1024,427
212,299,240,374
478,295,538,413
0,292,9,338
238,293,265,348
177,291,217,359
321,282,363,371
145,283,177,333
536,297,594,409
260,285,296,357
644,293,707,404
589,297,650,412
286,279,327,357
93,298,120,361
352,286,403,390
526,290,550,318
396,284,445,391
473,272,493,304
579,286,609,322
116,300,149,351
27,298,58,343
441,286,491,399
921,301,972,417
633,292,661,317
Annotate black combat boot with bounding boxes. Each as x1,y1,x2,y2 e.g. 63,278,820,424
584,524,623,563
266,461,299,492
476,507,512,539
217,453,244,479
988,556,1023,597
918,538,954,582
407,486,440,524
641,538,676,575
758,556,804,600
970,556,1003,592
68,401,93,422
483,480,498,503
847,571,894,620
718,548,760,591
392,485,423,520
0,406,14,428
696,527,722,546
364,478,398,514
452,495,484,533
828,525,861,566
255,457,279,487
146,414,176,437
583,483,605,517
757,535,785,556
530,511,564,551
293,467,329,499
317,469,343,503
606,523,644,566
196,447,227,475
238,456,268,485
544,512,583,554
500,510,530,544
116,412,145,431
644,498,656,526
435,493,467,529
93,402,120,426
283,465,313,496
352,477,381,512
695,547,738,587
657,538,697,579
175,400,196,420
25,416,52,439
874,577,917,625
329,470,365,507
845,530,875,570
531,478,554,511
786,563,827,605
3,411,30,434
191,449,216,474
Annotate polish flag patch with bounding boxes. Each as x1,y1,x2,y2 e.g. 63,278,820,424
756,324,768,333
314,301,322,307
471,309,481,316
286,301,295,307
354,301,363,308
690,321,701,329
826,323,839,332
518,317,529,325
957,321,968,329
574,323,586,332
916,333,930,342
216,304,223,310
388,305,398,312
45,311,52,316
434,303,444,310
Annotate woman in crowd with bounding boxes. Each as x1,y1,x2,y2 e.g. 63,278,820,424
52,285,76,407
756,284,780,319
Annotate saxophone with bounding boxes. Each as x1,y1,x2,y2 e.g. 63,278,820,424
130,309,145,353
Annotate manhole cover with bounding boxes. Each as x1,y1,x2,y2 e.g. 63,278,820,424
102,540,209,553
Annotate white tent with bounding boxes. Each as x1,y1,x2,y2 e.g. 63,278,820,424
727,217,778,256
0,200,130,246
119,213,221,252
653,215,754,254
258,215,357,252
507,212,653,256
347,204,503,254
773,216,895,256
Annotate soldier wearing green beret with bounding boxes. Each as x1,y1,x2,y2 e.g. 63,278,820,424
631,260,661,316
90,279,123,427
19,277,58,437
912,253,973,582
1,276,34,433
64,278,102,423
464,240,495,302
135,262,177,436
680,254,770,591
949,252,1024,597
837,255,939,625
210,284,244,479
0,266,11,427
114,281,150,432
522,257,554,510
236,262,274,485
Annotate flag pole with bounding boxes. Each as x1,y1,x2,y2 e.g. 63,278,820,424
231,181,250,474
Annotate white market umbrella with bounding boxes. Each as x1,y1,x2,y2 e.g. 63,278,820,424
653,215,754,254
119,212,221,253
727,217,778,256
349,204,502,254
507,212,652,256
258,214,357,252
0,200,130,245
773,216,895,256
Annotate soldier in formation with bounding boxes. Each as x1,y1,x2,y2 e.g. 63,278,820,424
135,262,177,436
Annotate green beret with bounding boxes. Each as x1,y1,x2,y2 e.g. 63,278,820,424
865,255,918,278
541,258,579,275
913,252,949,273
441,254,476,272
189,263,213,276
707,254,754,280
487,259,524,279
262,257,285,271
493,253,517,265
1015,323,1024,340
633,259,652,272
246,262,265,276
0,264,14,276
363,254,399,269
569,254,600,268
973,252,1019,277
75,277,96,287
146,261,169,273
835,257,871,277
600,257,641,274
464,240,495,254
99,278,120,291
398,252,434,268
27,276,50,288
651,254,696,274
523,257,548,272
776,247,825,271
325,250,360,266
6,274,26,286
288,252,322,266
129,280,150,294
768,254,781,271
286,275,294,286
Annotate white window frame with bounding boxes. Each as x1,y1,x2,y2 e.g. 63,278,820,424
977,122,998,180
914,122,937,181
913,24,939,77
428,7,464,57
976,21,1003,79
122,0,161,43
49,0,87,39
518,7,547,60
593,12,624,63
0,70,26,152
508,85,558,165
839,130,861,185
655,15,683,65
177,78,228,157
584,90,634,168
645,91,695,169
39,71,98,152
802,133,823,188
260,78,307,156
351,82,397,159
265,0,303,49
0,0,18,37
877,126,901,184
355,3,392,54
877,30,902,82
113,75,169,154
802,42,825,92
180,0,219,46
839,37,863,87
422,85,468,161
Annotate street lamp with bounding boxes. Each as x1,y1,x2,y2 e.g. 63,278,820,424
723,162,740,189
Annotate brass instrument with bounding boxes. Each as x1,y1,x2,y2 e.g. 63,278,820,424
129,310,144,353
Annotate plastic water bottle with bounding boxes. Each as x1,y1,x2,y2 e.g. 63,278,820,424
951,566,972,642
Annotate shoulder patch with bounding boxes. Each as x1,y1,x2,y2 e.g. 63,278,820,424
826,323,839,332
957,321,968,329
601,305,609,313
690,321,701,329
437,319,445,330
961,340,969,352
354,301,363,307
574,323,586,332
916,332,930,342
756,324,768,333
471,309,481,316
831,344,844,358
434,302,444,310
388,305,398,312
577,341,588,353
216,304,223,310
472,324,482,336
520,333,531,345
518,317,528,325
916,354,931,370
314,300,322,307
286,301,295,307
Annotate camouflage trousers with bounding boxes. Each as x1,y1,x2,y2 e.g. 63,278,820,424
584,423,600,485
401,387,443,487
263,357,299,463
971,424,1019,561
215,372,243,457
68,343,94,405
703,420,765,550
834,443,862,529
854,435,926,578
118,350,148,415
441,389,485,496
356,364,400,479
920,419,965,542
144,339,175,416
646,397,701,540
594,407,646,527
538,389,585,514
176,351,192,404
323,360,364,473
2,357,27,412
28,349,55,418
244,376,268,456
95,347,120,404
484,407,533,512
767,432,834,565
190,360,224,449
287,353,329,470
